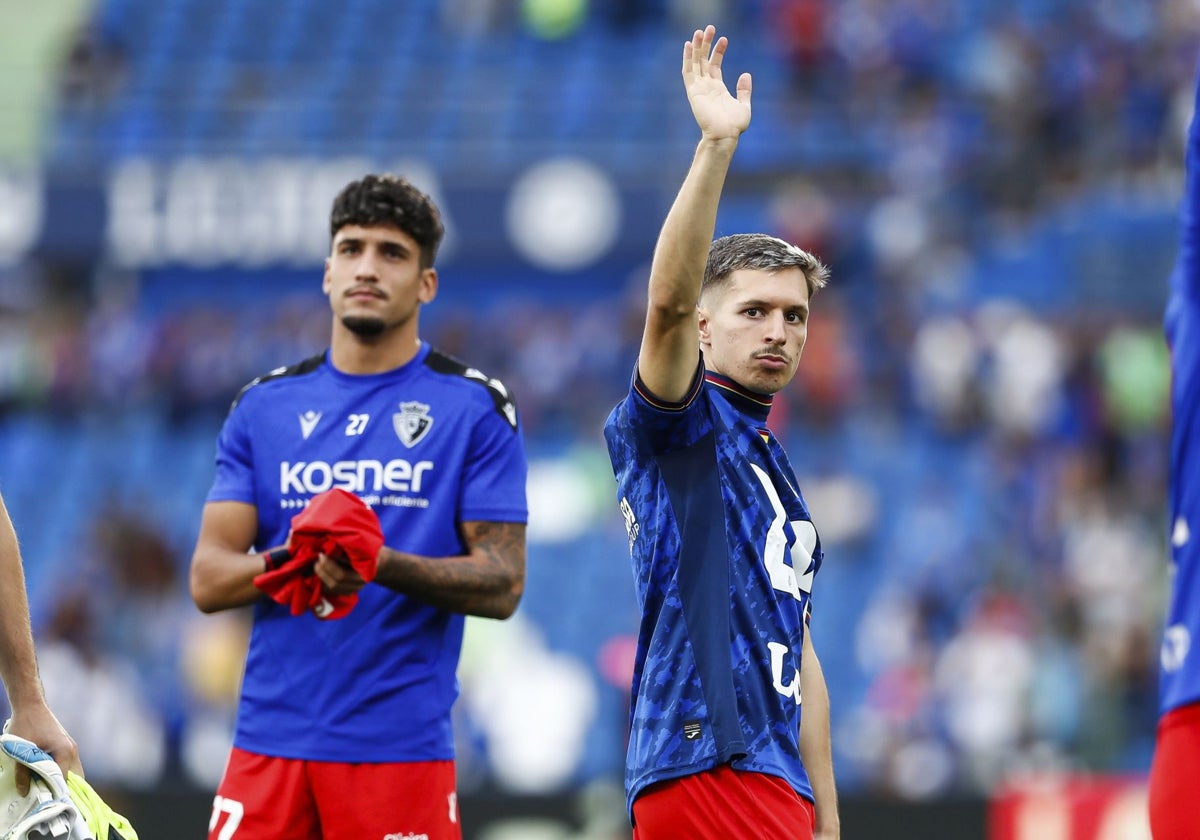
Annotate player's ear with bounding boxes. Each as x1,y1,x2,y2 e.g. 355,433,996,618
322,257,332,295
419,268,438,304
697,304,711,343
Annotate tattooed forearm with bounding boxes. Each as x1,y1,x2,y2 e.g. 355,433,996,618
374,520,526,619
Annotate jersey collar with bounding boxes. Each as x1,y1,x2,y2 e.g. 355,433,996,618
703,370,773,424
325,341,431,382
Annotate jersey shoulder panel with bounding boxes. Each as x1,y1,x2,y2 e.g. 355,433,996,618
229,352,325,413
423,348,519,430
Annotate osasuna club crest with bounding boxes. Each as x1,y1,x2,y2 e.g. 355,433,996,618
393,401,434,448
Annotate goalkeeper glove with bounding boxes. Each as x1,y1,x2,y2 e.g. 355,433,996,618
0,734,83,840
65,774,136,840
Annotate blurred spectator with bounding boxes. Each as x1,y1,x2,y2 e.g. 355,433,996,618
36,588,167,787
57,22,126,108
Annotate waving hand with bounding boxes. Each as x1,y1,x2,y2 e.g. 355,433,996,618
682,26,752,142
636,25,752,403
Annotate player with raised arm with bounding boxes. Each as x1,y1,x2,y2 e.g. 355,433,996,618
603,25,839,840
190,174,528,840
1150,56,1200,840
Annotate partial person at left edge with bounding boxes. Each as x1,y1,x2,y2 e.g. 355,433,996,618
0,493,139,839
189,174,529,840
0,490,81,782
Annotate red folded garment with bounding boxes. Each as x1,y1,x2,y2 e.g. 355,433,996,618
253,488,384,619
290,487,383,581
254,550,330,616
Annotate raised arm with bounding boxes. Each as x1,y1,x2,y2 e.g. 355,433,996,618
637,25,752,402
799,631,840,840
0,493,82,780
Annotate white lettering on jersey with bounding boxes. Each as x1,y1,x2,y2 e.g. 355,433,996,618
345,413,370,436
620,496,639,552
768,641,802,705
1174,516,1190,548
1163,624,1191,673
280,459,433,494
751,464,816,599
793,520,816,597
751,463,814,705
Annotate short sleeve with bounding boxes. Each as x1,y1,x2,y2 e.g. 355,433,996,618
206,398,257,504
459,403,528,523
612,360,709,456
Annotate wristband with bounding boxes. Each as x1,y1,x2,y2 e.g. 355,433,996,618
262,547,292,571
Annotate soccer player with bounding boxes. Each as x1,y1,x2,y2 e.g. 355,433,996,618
1151,59,1200,840
0,491,82,786
189,174,528,840
603,26,839,840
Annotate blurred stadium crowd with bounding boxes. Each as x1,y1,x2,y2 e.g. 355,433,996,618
0,0,1193,809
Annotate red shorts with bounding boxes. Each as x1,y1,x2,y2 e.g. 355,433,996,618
1150,702,1200,840
632,764,816,840
207,747,460,840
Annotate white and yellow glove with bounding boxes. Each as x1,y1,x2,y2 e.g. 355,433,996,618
65,774,136,840
0,730,136,840
0,733,84,839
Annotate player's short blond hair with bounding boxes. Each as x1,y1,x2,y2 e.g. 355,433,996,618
702,233,829,300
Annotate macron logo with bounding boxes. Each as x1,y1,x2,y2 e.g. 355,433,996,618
299,411,322,440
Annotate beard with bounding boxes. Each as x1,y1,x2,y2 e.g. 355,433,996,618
341,314,387,337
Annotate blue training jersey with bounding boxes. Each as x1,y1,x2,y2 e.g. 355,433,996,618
603,361,822,817
1163,71,1200,716
206,342,528,761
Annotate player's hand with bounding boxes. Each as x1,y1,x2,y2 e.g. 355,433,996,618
682,25,751,143
313,552,367,597
6,705,82,794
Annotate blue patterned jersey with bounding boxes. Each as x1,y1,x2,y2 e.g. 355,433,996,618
1163,72,1200,715
603,361,822,816
206,342,528,761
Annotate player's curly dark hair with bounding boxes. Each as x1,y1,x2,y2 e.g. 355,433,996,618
703,233,829,300
329,174,445,268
